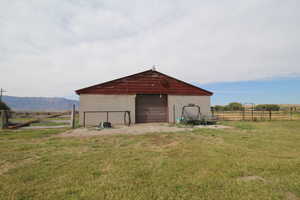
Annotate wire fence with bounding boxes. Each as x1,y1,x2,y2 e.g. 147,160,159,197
1,110,76,129
212,110,300,121
82,111,131,127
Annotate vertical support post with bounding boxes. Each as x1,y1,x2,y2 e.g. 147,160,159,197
173,105,176,124
269,110,272,121
242,108,245,121
70,104,75,129
128,111,131,126
106,112,109,122
252,104,254,121
0,110,8,129
83,112,86,128
0,110,4,129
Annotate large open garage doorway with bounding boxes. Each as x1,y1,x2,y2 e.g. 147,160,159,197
135,94,168,123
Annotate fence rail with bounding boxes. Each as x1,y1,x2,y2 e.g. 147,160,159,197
213,110,300,121
1,110,78,130
83,111,131,127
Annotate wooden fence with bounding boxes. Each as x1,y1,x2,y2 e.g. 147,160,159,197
213,110,300,121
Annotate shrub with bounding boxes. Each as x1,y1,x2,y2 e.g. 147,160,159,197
213,105,226,111
0,101,10,110
255,104,280,111
226,102,243,111
212,103,244,111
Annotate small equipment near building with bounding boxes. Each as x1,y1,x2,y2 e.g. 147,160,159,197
181,104,201,123
76,69,213,126
180,103,217,125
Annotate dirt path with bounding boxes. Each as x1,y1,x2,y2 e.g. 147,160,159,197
57,123,231,138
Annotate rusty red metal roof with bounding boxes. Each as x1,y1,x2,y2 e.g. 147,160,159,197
75,70,213,96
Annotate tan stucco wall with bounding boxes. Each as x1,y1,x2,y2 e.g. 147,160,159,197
79,94,136,126
168,95,211,123
79,94,211,125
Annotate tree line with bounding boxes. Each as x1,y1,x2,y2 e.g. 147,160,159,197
212,102,280,111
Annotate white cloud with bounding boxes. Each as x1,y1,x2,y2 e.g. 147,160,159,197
0,0,299,97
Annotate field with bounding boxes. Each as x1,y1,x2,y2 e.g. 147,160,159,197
1,121,300,200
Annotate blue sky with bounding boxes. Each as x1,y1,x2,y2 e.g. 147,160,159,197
199,77,300,105
66,76,300,105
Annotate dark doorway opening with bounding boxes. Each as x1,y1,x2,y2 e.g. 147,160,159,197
135,94,168,123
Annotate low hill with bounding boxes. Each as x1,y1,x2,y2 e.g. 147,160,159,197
2,96,79,111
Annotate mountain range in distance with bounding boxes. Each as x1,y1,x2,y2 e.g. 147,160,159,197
2,96,79,111
3,95,298,112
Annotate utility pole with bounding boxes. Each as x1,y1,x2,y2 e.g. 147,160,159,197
0,89,8,129
0,88,6,101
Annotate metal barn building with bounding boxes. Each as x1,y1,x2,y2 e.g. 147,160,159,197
76,69,213,126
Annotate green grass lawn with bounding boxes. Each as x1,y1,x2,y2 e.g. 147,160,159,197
0,121,300,200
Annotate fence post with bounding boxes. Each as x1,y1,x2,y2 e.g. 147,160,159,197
70,104,76,129
83,112,86,128
0,110,8,129
128,111,131,126
269,110,272,121
242,108,245,121
252,105,254,121
173,105,176,124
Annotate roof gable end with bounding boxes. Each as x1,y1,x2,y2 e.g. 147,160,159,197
76,70,213,96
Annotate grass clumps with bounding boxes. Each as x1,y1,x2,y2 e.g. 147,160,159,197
1,122,300,199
